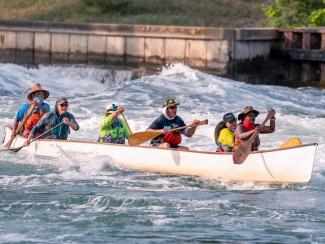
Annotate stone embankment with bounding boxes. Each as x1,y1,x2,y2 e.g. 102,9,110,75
0,20,278,75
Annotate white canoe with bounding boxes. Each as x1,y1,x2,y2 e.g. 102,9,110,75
2,126,317,183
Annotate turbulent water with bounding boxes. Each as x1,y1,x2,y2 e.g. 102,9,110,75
0,63,324,243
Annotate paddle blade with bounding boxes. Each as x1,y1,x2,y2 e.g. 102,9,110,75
233,140,253,164
280,137,302,148
8,145,24,153
128,131,162,146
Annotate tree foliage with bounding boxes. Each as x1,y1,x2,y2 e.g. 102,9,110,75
264,0,325,27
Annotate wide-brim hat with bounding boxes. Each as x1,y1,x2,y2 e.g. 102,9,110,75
162,98,180,108
238,106,259,121
26,83,49,100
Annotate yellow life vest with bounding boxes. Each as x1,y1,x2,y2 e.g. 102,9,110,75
218,128,235,148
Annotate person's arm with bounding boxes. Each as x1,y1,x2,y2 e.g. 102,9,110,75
11,119,19,136
111,107,124,121
184,119,200,138
24,131,34,146
260,109,276,134
235,124,256,140
63,114,79,131
259,119,275,133
100,114,114,130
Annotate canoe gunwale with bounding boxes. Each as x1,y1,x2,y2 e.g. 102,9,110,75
2,125,318,155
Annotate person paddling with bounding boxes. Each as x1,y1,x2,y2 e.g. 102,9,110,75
24,97,79,146
4,83,50,149
98,104,131,144
147,97,201,150
214,112,237,152
234,106,276,151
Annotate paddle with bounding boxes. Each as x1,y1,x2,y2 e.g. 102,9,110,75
280,137,302,148
8,122,64,153
233,110,275,164
128,119,208,146
3,103,36,149
121,112,133,134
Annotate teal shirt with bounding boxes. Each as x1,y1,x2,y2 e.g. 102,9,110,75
99,114,131,140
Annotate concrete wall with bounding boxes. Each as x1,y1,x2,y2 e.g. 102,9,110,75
0,21,280,75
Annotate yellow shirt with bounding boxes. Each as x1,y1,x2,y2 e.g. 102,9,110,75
218,128,235,148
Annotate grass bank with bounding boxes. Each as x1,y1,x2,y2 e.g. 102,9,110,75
0,0,271,27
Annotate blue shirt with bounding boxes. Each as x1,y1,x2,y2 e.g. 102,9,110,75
15,102,50,122
147,114,186,145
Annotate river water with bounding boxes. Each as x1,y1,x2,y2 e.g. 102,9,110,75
0,63,324,243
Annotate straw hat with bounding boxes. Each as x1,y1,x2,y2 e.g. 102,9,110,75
26,83,49,100
162,97,180,108
238,106,259,121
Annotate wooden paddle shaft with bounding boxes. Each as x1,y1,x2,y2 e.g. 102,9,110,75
121,112,133,134
29,122,64,144
128,119,208,146
4,103,37,149
169,119,208,132
14,103,36,135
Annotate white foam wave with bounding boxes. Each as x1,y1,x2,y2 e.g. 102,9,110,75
0,233,44,243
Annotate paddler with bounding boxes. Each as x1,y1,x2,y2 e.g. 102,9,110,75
214,112,237,152
4,83,50,149
24,97,79,145
98,104,131,144
147,97,200,150
234,106,276,151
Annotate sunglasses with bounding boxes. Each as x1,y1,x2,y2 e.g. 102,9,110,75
59,103,68,108
228,120,237,124
168,105,177,110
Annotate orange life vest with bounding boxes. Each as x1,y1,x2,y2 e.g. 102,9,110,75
162,131,182,146
21,111,45,137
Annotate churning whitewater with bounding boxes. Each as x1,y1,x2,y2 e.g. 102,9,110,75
0,63,324,243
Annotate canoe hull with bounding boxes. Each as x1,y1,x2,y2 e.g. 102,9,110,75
2,126,317,183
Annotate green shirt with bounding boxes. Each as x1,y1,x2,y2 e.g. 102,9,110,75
99,114,131,140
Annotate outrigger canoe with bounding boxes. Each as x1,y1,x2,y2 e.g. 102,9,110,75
2,126,317,183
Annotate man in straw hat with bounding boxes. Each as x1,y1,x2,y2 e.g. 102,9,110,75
98,103,131,144
7,83,50,142
235,106,276,151
146,97,201,150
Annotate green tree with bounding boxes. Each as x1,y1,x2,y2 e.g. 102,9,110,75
265,0,325,27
